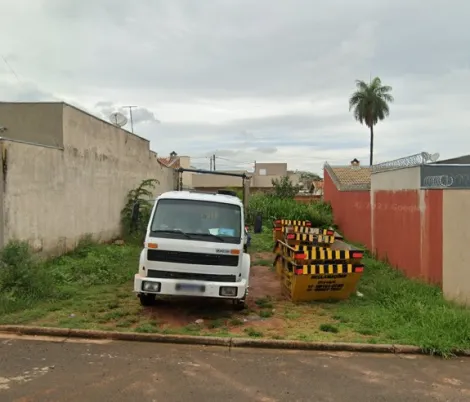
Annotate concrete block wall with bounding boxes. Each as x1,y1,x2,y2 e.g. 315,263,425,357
0,103,175,255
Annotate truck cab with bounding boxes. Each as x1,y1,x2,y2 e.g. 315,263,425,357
134,190,250,309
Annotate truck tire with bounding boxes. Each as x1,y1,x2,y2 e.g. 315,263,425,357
233,298,247,311
139,293,156,306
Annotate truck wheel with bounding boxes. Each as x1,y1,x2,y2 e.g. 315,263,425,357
233,298,247,311
139,293,156,306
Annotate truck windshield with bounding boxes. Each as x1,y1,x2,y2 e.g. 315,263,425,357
150,199,242,243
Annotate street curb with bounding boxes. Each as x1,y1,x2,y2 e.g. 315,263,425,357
1,325,469,357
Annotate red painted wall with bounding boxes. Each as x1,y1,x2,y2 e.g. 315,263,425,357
324,169,444,286
373,189,443,285
421,190,443,285
373,190,422,278
323,172,371,248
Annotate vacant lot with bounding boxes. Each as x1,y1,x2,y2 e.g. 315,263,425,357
1,230,469,356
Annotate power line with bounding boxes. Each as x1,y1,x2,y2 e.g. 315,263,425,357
215,156,254,164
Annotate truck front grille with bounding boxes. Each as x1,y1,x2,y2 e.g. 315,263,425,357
147,270,237,282
147,249,239,267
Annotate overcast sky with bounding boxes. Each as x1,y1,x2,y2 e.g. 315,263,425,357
1,0,469,174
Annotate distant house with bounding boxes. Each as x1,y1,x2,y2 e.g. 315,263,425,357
324,158,372,191
157,152,192,189
310,180,324,196
192,162,300,192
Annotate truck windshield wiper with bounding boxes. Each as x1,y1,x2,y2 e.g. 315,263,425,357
152,229,191,239
186,232,226,242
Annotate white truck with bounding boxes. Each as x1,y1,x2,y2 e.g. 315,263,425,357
133,188,251,310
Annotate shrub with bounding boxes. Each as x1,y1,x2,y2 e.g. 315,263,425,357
271,176,300,199
121,179,159,241
247,193,333,228
0,241,56,311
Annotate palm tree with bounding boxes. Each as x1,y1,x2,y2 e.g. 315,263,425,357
349,77,394,165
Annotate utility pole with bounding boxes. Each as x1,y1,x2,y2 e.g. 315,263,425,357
209,156,213,171
213,154,216,171
254,160,257,173
123,105,137,133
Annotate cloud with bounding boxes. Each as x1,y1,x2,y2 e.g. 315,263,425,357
0,0,469,175
255,147,278,154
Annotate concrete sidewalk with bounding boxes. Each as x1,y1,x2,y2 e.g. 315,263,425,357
0,334,469,401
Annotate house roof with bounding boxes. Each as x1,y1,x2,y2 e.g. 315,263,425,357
313,180,324,189
435,155,470,164
329,166,371,188
157,157,180,168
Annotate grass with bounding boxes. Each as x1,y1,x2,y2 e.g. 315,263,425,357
1,219,470,357
247,228,470,356
334,256,470,356
0,237,141,324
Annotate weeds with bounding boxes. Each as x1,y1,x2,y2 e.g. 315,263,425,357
337,256,470,357
246,193,333,228
259,309,274,318
0,238,140,317
255,297,274,309
244,327,263,338
319,324,339,333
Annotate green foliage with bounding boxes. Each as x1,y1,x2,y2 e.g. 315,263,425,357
319,323,339,333
271,175,300,199
224,187,243,200
337,256,470,357
0,237,140,316
121,179,159,240
0,241,55,304
296,170,321,181
349,77,394,128
247,193,333,229
46,242,137,287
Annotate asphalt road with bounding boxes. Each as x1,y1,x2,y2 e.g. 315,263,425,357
0,334,469,402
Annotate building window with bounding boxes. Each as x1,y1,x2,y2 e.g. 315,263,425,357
259,169,267,175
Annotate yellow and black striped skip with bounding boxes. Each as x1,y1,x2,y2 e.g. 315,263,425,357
273,219,312,227
282,226,335,235
287,262,364,275
285,233,335,244
284,247,364,261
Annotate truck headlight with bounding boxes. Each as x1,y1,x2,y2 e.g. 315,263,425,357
142,281,161,292
220,286,238,297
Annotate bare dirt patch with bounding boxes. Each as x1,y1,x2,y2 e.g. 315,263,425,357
246,264,283,307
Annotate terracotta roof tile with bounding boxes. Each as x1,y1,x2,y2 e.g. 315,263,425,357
330,166,371,187
157,157,180,168
313,180,324,189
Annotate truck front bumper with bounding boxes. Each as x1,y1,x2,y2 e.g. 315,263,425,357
134,274,248,300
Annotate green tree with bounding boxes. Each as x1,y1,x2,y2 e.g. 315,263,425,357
295,170,321,181
271,176,300,199
349,77,394,165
